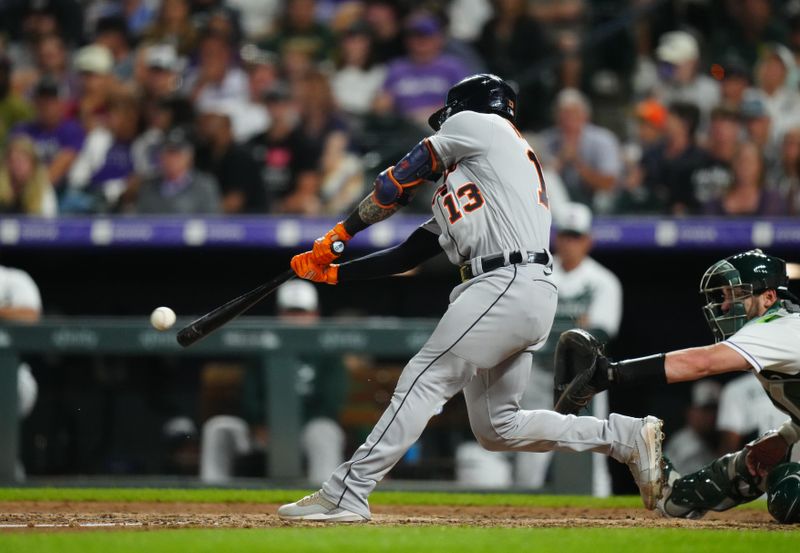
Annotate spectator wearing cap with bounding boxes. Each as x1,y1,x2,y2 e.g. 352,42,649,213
65,93,141,213
616,98,672,213
653,31,719,121
93,15,135,82
753,43,800,138
331,20,387,117
0,136,57,216
194,101,267,213
740,95,777,167
140,44,185,103
245,83,319,213
142,0,198,55
374,11,471,128
199,279,348,486
717,60,754,113
132,94,195,181
538,88,622,211
703,140,787,217
135,128,221,214
259,0,334,62
677,106,740,214
664,381,721,474
0,57,34,148
637,101,706,214
185,31,249,108
11,77,85,189
73,44,117,131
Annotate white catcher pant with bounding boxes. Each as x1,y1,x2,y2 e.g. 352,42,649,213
321,264,646,518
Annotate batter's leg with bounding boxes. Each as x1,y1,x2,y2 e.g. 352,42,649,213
320,348,479,518
463,352,664,508
464,352,643,460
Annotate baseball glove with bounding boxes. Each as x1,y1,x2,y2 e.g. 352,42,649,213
552,329,609,415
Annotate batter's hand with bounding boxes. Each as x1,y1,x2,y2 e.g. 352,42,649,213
744,431,790,478
291,252,339,285
311,222,351,265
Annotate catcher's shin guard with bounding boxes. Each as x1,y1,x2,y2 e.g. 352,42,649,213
661,450,765,518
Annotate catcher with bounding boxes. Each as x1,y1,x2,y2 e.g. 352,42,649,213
553,249,800,523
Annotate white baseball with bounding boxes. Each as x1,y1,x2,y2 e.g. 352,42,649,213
150,306,177,331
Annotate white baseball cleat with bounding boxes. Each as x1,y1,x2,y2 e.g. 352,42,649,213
277,491,368,522
624,416,665,510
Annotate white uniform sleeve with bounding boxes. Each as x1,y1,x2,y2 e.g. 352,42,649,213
723,319,800,374
427,111,494,167
585,266,622,338
5,269,42,311
716,377,753,434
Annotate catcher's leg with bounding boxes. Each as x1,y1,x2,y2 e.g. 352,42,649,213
659,450,766,519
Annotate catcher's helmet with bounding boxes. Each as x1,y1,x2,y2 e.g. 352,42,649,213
767,462,800,523
428,74,516,131
699,249,791,341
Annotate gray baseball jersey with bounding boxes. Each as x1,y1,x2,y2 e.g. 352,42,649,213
424,111,552,265
319,111,650,519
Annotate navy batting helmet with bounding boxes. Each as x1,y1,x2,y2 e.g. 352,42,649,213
428,74,516,131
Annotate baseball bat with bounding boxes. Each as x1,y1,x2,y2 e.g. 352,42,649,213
176,241,345,348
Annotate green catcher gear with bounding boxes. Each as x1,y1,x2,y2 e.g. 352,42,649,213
767,462,800,524
699,249,792,342
660,450,765,519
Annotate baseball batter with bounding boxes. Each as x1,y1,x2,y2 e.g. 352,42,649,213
278,74,664,522
554,249,800,522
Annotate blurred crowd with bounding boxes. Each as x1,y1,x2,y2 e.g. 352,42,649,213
1,0,800,218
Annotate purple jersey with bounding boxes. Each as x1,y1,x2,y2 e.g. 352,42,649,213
382,55,470,115
12,119,85,164
89,141,134,189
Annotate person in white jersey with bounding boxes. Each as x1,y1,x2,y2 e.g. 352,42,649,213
554,249,800,523
278,74,664,522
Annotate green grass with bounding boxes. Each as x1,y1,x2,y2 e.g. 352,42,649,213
0,527,796,553
0,487,768,510
0,487,656,508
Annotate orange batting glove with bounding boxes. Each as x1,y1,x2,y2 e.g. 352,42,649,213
290,252,339,285
310,222,351,265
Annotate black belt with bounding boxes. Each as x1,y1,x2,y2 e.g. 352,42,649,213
459,250,551,282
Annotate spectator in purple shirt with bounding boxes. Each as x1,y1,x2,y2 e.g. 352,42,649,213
65,93,141,213
373,11,470,127
11,77,85,190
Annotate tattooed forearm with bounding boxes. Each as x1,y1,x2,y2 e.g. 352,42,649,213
342,186,418,237
358,194,401,225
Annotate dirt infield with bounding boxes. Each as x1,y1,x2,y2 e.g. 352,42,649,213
0,501,791,531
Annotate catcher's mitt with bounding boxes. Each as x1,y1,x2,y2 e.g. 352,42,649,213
552,329,609,415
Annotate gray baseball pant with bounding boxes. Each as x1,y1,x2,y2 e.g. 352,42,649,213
321,264,644,518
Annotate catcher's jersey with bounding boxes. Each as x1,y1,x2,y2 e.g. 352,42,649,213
425,111,552,265
722,307,800,424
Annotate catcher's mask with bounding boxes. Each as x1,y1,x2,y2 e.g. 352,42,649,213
700,249,791,341
428,73,516,131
